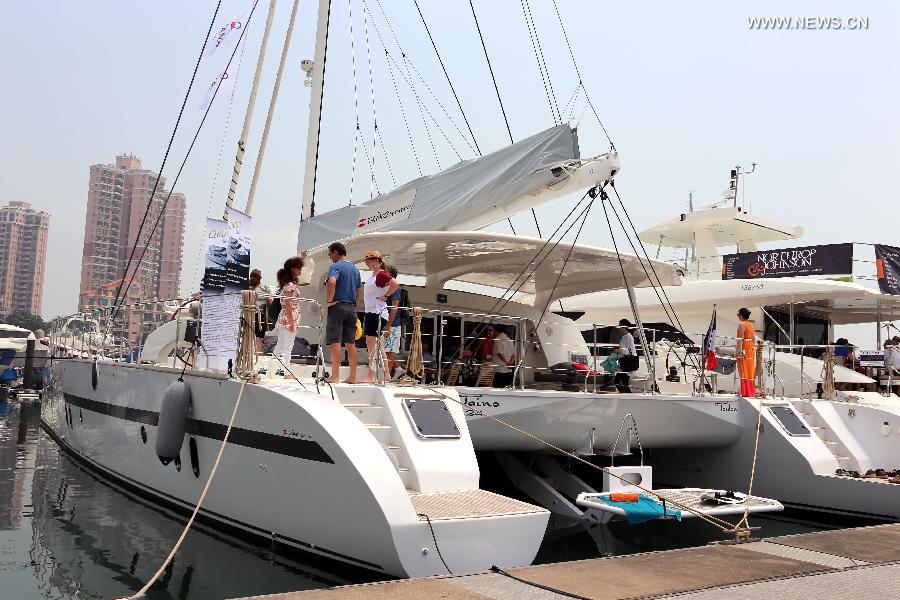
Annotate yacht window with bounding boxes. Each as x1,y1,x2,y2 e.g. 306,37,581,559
0,331,29,339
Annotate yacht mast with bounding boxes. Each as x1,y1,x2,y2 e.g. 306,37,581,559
245,0,303,215
300,0,333,221
223,0,278,218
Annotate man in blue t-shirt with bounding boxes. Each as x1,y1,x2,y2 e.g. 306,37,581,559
325,242,363,383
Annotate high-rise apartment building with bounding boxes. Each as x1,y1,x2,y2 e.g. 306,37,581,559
79,155,186,345
0,201,50,316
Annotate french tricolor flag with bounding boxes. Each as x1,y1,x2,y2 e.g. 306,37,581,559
702,305,718,371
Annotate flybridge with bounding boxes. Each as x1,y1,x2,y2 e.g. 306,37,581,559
297,124,620,252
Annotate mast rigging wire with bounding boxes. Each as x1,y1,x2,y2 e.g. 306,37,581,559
384,47,423,177
467,0,535,236
361,3,380,197
109,1,260,329
347,0,361,204
468,0,513,145
366,0,475,157
520,0,560,125
364,6,465,163
191,37,249,290
606,183,703,373
551,0,615,150
109,0,224,319
307,0,334,219
412,0,481,155
373,0,441,171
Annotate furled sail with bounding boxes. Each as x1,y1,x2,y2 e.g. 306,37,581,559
296,124,620,251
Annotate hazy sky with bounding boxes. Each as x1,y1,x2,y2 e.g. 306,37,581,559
3,1,898,345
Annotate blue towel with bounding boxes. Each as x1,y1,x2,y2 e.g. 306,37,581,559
0,367,17,383
601,494,682,524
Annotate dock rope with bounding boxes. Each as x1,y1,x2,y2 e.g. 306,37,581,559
822,346,835,400
733,393,765,540
236,290,261,383
126,295,260,599
399,307,425,383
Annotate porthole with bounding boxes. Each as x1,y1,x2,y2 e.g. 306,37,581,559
174,455,182,472
140,425,147,444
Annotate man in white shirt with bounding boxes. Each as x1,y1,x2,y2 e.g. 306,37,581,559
612,318,637,392
885,340,900,372
491,324,516,388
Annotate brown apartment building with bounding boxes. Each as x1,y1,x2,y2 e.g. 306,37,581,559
78,155,186,345
0,202,50,316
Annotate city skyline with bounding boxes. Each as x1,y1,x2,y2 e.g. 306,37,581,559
0,201,50,316
78,154,186,345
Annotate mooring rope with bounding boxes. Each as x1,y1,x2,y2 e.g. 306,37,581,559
126,378,248,599
399,307,425,384
126,293,262,598
236,290,261,383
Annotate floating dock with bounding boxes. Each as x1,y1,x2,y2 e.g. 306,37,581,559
231,523,900,600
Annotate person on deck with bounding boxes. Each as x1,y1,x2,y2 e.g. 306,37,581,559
325,242,363,384
248,268,271,352
475,324,495,362
361,250,399,384
612,319,637,392
273,261,302,374
491,324,516,388
833,338,851,367
384,265,404,381
736,307,757,397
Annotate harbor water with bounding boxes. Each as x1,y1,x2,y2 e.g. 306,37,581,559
0,398,868,600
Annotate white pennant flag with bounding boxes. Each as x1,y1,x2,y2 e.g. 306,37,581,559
203,5,251,57
196,65,237,111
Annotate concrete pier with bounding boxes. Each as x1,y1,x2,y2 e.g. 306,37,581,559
231,524,900,600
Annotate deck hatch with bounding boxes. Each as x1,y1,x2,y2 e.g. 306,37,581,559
769,406,811,436
401,398,461,439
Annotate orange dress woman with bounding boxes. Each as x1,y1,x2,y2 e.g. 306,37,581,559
736,307,756,397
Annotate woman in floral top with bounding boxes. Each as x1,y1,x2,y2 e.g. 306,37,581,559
273,256,303,368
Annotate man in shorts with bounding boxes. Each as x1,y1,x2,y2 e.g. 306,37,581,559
325,242,362,383
384,265,404,380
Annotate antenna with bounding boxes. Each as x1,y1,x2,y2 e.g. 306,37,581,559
729,162,758,212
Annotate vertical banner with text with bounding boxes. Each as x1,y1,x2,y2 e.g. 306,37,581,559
876,245,900,295
200,212,251,372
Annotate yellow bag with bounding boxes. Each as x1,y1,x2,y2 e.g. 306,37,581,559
355,318,363,341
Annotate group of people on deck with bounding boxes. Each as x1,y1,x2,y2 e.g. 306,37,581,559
250,242,405,384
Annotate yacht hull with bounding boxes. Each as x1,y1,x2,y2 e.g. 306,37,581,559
653,397,900,521
458,388,744,453
42,360,549,577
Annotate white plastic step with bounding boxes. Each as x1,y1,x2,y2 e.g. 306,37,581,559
343,403,383,422
365,424,393,444
384,444,403,467
397,466,414,490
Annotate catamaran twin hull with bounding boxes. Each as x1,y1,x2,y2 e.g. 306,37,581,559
457,388,744,453
42,359,549,578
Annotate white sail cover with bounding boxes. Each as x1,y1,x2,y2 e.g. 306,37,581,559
297,124,580,250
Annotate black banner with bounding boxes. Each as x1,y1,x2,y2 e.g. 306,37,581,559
722,243,853,280
876,244,900,295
